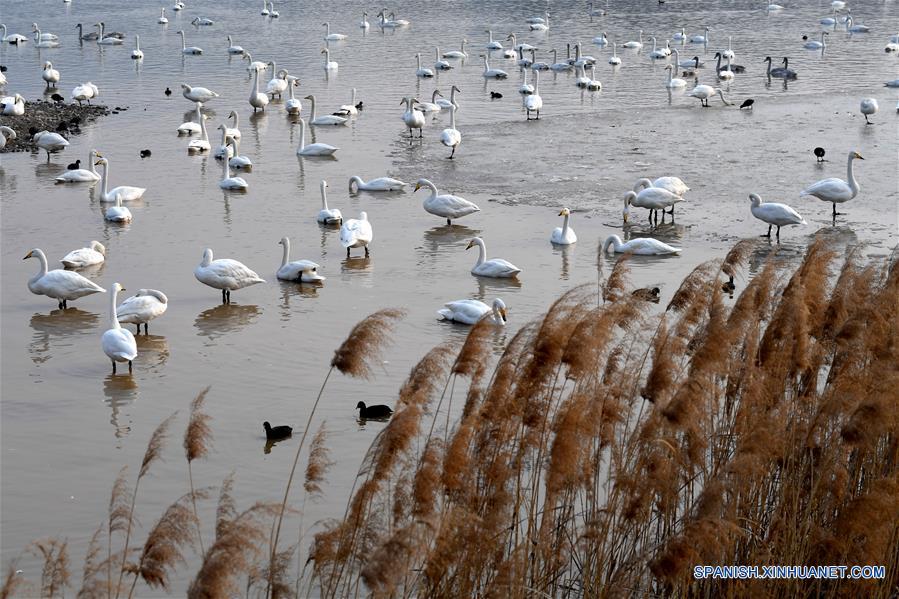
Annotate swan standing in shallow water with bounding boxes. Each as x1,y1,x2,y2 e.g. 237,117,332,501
749,193,806,239
402,97,426,140
635,176,690,197
601,235,681,255
551,208,577,245
340,212,373,257
440,104,462,159
117,289,168,334
689,84,732,107
525,69,543,120
349,176,407,192
194,248,265,303
102,283,138,373
32,131,69,161
265,63,288,98
71,82,99,105
306,95,346,125
415,178,480,224
24,248,105,308
623,188,683,223
438,298,507,325
277,237,324,283
94,156,146,203
181,83,219,103
466,237,521,278
61,241,106,268
177,30,203,54
800,150,864,219
316,180,343,224
41,62,60,88
248,67,269,112
296,118,339,156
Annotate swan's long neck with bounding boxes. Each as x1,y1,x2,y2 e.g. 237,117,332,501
533,70,540,93
424,180,438,196
561,212,570,235
351,88,356,104
221,138,230,179
31,250,49,283
474,240,486,266
108,286,121,329
667,66,673,83
251,67,260,96
603,236,621,253
847,154,859,192
765,58,772,76
309,96,316,119
281,239,290,267
320,182,329,210
450,86,457,106
325,23,330,36
89,152,99,175
199,116,208,142
432,89,439,102
180,31,186,50
523,67,529,85
100,162,109,197
483,55,489,70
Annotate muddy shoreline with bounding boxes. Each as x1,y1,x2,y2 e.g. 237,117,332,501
0,100,114,152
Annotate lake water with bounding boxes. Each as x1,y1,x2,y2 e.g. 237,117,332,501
1,0,897,594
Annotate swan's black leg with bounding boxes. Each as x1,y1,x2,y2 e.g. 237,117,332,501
112,361,117,374
222,289,227,303
762,224,771,238
446,218,452,225
364,246,370,257
449,147,455,159
63,299,67,309
776,225,781,241
135,324,140,334
128,360,133,373
346,247,351,258
864,115,871,125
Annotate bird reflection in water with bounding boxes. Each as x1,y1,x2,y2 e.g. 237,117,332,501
103,373,138,441
342,256,373,274
29,308,100,364
135,334,170,370
263,438,290,454
278,280,321,319
552,243,574,280
474,274,521,302
194,303,261,339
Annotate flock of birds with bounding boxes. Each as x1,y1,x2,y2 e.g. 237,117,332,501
0,0,891,432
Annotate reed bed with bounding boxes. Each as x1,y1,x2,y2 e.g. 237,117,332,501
4,239,897,598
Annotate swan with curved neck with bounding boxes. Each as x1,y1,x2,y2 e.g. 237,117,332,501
102,283,138,373
465,237,521,278
24,248,105,308
438,298,507,325
249,66,269,112
800,151,863,220
316,180,343,224
277,237,324,283
414,178,479,224
296,118,339,156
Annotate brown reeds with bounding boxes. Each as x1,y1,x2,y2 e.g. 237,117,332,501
184,387,213,556
304,424,333,498
27,538,71,598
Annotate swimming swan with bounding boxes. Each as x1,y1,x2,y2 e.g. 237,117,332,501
466,237,520,278
438,298,507,325
551,208,577,244
61,241,106,268
276,236,324,283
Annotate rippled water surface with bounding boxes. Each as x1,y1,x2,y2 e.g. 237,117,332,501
1,0,897,593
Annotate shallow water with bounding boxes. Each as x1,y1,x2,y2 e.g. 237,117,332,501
1,0,897,593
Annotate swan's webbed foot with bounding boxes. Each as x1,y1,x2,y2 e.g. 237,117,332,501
762,225,772,238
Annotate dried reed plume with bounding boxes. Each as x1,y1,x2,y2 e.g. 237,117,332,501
75,524,106,599
27,538,70,599
330,308,406,379
304,424,333,498
184,387,213,555
1,559,25,599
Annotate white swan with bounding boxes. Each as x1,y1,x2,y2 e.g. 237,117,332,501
32,26,60,48
550,49,573,71
602,235,681,255
415,89,444,113
71,82,99,106
117,289,168,334
586,64,602,90
277,236,324,283
672,28,686,42
102,283,138,373
260,0,269,15
194,248,265,302
187,114,211,153
508,33,536,52
440,104,462,159
227,35,244,55
360,11,370,29
416,53,435,78
485,29,503,50
529,13,550,32
575,64,592,88
225,110,241,140
804,31,828,49
265,61,288,98
689,27,710,44
268,1,279,17
61,241,105,268
800,150,864,219
349,176,407,192
438,298,507,325
665,64,687,88
285,77,302,114
623,189,683,222
1,94,26,115
32,131,69,161
594,32,609,47
94,155,146,203
243,53,267,73
41,62,60,88
296,118,339,156
481,54,509,78
321,48,338,71
649,37,669,59
443,39,467,58
104,193,133,223
340,212,373,257
24,248,105,308
623,30,643,49
401,97,426,139
0,126,17,157
178,104,203,135
1,24,29,44
749,193,806,239
525,70,542,120
436,85,461,109
218,129,247,190
306,94,346,125
689,84,732,107
609,43,621,65
845,17,870,34
551,208,577,245
635,176,689,197
519,67,535,95
191,17,215,26
324,22,347,41
158,8,168,24
722,36,735,60
316,180,342,224
860,98,878,124
227,137,252,170
177,30,202,54
415,178,479,224
181,83,218,103
466,237,520,278
248,67,269,112
434,47,453,71
131,35,143,59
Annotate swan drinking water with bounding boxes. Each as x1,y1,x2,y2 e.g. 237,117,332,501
414,178,480,224
349,176,408,192
551,208,577,245
194,248,265,303
276,237,324,283
116,289,168,334
24,248,105,308
800,150,864,219
748,193,806,239
340,212,373,257
102,283,138,373
466,238,521,278
296,118,339,156
602,235,681,255
316,180,343,224
688,84,732,107
438,298,507,325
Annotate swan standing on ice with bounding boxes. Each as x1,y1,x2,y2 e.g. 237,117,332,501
601,235,681,255
117,289,168,334
32,131,69,161
749,193,806,239
248,67,269,112
440,104,462,159
177,30,203,54
635,176,690,197
349,176,407,192
414,178,480,224
71,82,99,105
194,248,265,303
296,118,339,156
41,62,60,88
102,283,138,373
61,241,106,268
94,155,146,203
800,150,864,220
316,180,343,224
551,208,577,245
340,212,373,257
525,70,543,120
466,237,521,278
623,189,683,223
860,98,878,124
24,248,105,308
276,237,324,283
438,298,507,325
182,83,219,103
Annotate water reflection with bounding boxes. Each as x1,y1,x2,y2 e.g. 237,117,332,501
473,275,522,301
135,334,170,371
552,243,574,280
194,303,262,339
103,373,138,440
29,308,100,363
341,256,373,277
277,280,321,319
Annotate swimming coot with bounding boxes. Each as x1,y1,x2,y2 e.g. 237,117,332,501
263,421,293,440
356,401,393,419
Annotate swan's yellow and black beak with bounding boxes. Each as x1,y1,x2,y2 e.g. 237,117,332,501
23,250,33,260
94,160,103,166
855,152,865,160
465,240,474,250
623,213,629,224
413,183,421,192
500,309,507,322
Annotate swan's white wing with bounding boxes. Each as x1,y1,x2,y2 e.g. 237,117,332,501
440,300,489,324
108,186,146,201
474,259,521,277
36,270,105,299
117,294,167,323
61,248,103,267
425,195,480,218
755,203,806,226
204,259,265,289
56,169,100,182
800,178,852,201
626,239,681,255
635,187,682,208
102,328,137,361
278,260,322,280
653,176,689,195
